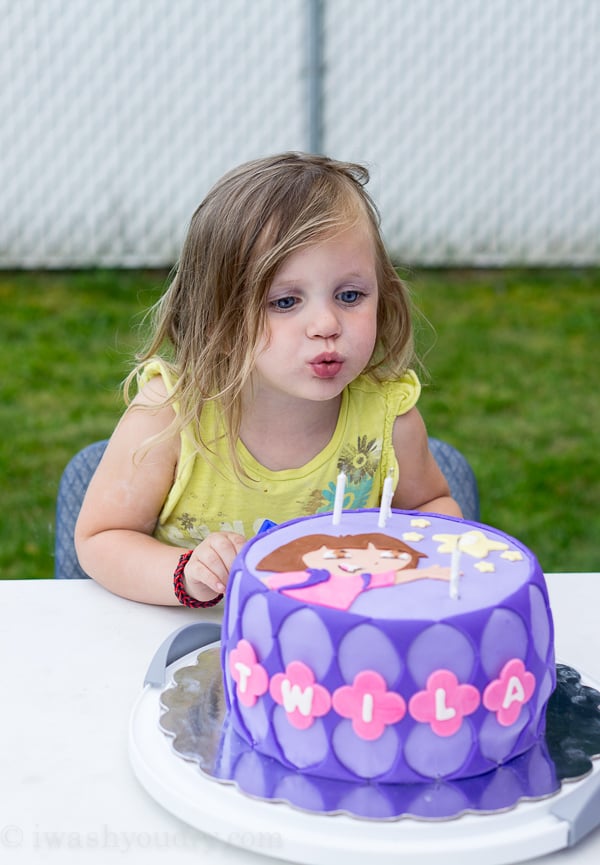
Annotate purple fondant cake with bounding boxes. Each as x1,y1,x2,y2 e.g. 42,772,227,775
221,509,555,784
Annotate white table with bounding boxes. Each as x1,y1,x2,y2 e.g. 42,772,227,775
1,575,599,864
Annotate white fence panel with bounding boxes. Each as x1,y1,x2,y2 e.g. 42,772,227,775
1,0,598,267
324,0,600,265
1,0,306,267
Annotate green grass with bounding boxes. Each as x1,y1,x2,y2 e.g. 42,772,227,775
1,268,598,579
0,270,166,580
410,268,600,573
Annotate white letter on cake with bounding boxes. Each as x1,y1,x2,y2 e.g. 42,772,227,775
361,693,374,723
281,679,314,717
502,676,526,709
234,662,252,694
435,687,457,721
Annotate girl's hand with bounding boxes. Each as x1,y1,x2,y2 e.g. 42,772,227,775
183,532,247,600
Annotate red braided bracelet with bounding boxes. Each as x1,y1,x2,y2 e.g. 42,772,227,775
173,550,224,608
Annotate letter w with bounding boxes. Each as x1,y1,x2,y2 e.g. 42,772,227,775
280,679,313,716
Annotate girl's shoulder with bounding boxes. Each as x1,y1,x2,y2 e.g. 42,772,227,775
137,358,178,393
134,371,169,406
126,359,179,439
348,369,421,416
133,357,184,418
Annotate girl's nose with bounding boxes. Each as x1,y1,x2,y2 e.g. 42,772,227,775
306,303,341,339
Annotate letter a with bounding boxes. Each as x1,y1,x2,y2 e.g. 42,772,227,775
502,675,526,709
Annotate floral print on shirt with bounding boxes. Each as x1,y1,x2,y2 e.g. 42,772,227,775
314,435,382,514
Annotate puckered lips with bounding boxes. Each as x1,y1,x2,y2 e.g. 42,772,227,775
309,352,344,379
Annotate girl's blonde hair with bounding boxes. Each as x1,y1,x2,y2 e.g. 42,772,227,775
128,152,415,468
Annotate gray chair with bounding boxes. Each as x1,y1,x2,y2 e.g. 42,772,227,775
428,437,480,525
54,437,479,579
55,440,109,579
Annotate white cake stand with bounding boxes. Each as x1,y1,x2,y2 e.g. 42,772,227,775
128,624,600,865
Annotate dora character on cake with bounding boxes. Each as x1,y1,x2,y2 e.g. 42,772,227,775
256,533,451,611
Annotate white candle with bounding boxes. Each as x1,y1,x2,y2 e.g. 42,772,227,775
377,471,394,528
332,472,346,525
450,543,461,599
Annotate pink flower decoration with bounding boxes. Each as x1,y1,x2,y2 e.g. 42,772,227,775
332,671,406,741
270,661,331,730
409,669,480,737
228,639,268,707
483,658,536,726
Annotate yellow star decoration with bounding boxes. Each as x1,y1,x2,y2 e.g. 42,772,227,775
432,534,459,553
403,532,424,542
475,561,496,573
500,550,523,562
410,518,431,528
432,530,509,559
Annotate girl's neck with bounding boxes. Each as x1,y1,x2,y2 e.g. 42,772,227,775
239,391,342,471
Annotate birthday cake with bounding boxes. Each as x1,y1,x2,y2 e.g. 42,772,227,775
221,509,555,785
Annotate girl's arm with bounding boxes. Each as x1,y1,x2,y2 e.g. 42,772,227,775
390,408,463,517
74,378,244,605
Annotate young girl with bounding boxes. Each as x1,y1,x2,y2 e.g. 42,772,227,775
75,152,461,607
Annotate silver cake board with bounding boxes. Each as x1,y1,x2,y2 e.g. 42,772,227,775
128,623,600,865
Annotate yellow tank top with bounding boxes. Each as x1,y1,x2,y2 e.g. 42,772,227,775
139,361,420,548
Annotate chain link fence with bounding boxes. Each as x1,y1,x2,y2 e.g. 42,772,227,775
2,0,599,267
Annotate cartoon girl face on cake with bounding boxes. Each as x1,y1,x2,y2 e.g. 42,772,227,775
256,533,450,611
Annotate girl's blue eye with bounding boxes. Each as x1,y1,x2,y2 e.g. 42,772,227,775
338,289,362,304
271,296,297,310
